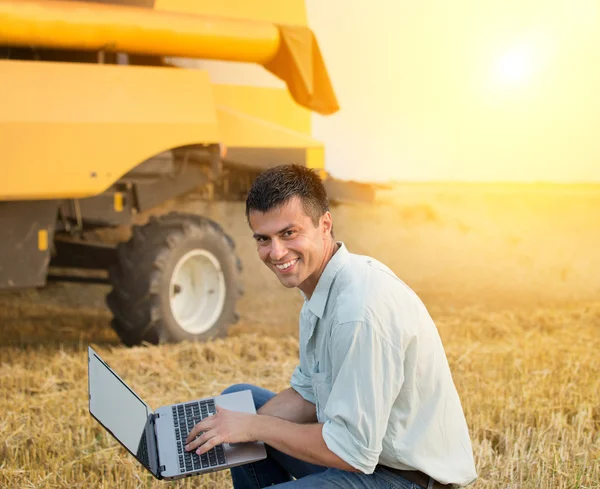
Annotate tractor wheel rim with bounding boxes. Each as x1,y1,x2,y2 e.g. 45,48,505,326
169,249,226,335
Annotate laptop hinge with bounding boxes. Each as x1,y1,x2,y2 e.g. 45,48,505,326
149,413,164,478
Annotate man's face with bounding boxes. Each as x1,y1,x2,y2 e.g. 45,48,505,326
249,196,332,295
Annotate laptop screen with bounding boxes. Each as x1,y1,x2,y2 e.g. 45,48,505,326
88,349,150,458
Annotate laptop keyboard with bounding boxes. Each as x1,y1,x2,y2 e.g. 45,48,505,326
172,400,227,473
136,430,150,469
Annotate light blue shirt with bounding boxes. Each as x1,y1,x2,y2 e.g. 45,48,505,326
290,243,477,486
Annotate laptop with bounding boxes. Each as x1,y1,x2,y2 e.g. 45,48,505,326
87,346,267,480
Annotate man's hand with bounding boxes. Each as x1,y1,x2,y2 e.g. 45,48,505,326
184,402,358,472
185,406,256,455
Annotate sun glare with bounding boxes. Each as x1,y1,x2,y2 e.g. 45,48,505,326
494,44,534,85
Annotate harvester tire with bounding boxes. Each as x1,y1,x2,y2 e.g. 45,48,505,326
106,212,242,346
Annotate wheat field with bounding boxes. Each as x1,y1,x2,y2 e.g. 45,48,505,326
1,183,599,488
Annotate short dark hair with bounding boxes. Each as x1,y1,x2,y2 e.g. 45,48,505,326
246,164,330,228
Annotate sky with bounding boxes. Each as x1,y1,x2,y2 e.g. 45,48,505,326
305,0,600,183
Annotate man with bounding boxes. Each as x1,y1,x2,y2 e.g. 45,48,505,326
185,165,477,488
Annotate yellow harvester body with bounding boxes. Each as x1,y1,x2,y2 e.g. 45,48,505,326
0,0,338,200
0,0,343,345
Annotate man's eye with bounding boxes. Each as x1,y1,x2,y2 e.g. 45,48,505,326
283,230,296,237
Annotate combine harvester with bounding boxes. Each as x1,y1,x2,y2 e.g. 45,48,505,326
0,0,343,345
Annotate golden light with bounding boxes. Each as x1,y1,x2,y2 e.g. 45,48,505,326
494,43,535,86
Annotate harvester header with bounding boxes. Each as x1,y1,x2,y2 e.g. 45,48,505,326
0,0,339,114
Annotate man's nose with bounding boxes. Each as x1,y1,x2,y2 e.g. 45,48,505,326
269,238,287,262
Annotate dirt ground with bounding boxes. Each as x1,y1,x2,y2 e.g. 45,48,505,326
0,183,599,488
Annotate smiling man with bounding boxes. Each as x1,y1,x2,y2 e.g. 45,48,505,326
185,164,477,488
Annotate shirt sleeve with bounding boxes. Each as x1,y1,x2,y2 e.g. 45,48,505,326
290,364,316,404
321,320,405,474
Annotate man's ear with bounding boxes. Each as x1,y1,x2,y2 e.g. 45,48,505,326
321,211,333,237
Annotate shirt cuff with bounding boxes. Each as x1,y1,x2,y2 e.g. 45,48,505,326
290,366,316,404
322,420,381,474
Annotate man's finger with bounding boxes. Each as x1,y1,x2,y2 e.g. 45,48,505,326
196,433,224,455
185,430,217,452
185,433,202,452
185,418,211,444
185,423,202,445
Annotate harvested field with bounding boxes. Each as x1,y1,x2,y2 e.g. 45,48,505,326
1,183,599,488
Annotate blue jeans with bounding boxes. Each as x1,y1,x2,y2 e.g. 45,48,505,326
222,384,422,489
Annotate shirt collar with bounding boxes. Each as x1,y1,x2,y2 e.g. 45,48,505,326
301,241,350,319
